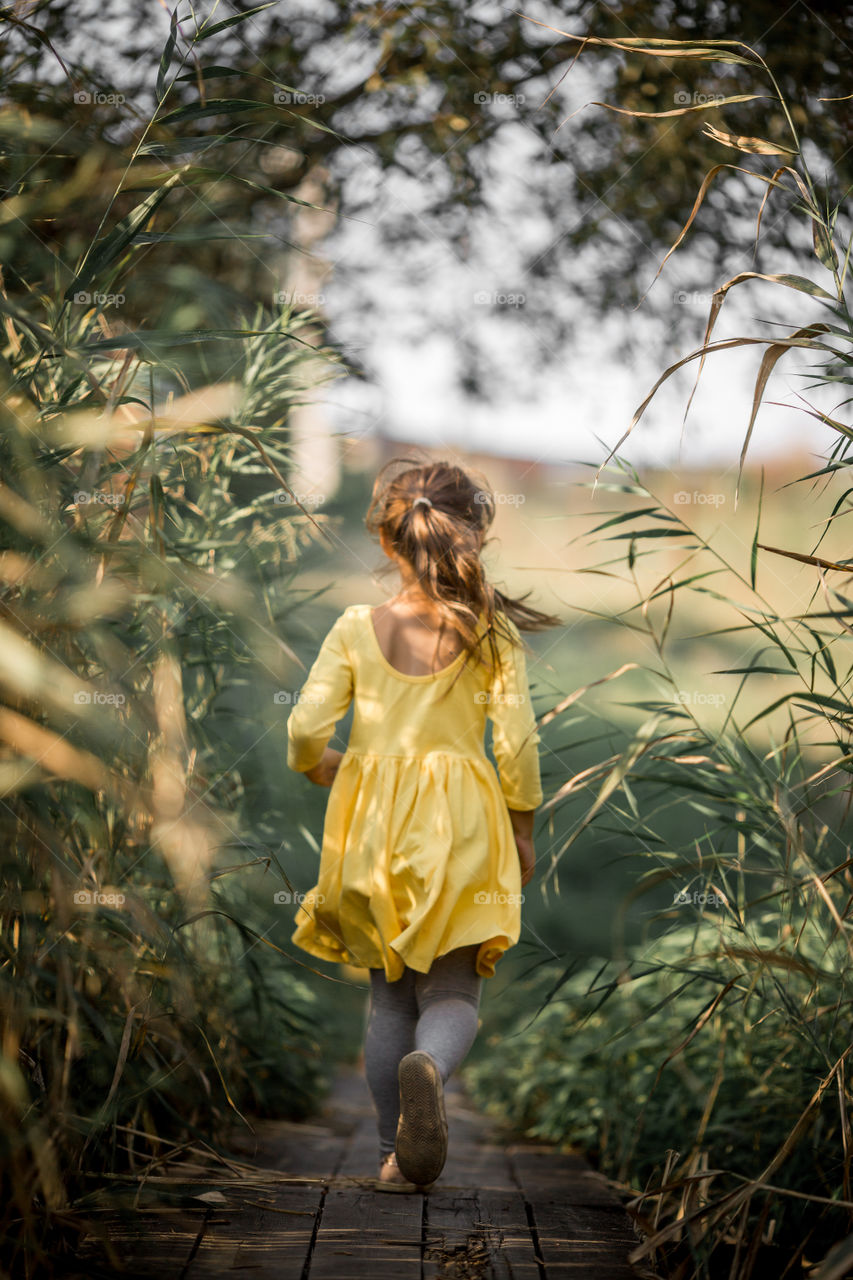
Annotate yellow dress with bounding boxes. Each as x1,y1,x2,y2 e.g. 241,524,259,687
286,604,543,981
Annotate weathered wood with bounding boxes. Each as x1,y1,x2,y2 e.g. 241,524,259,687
510,1146,643,1278
187,1186,321,1278
74,1207,206,1279
224,1076,359,1179
244,1119,350,1180
423,1191,542,1280
309,1187,423,1279
440,1087,517,1193
74,1067,647,1280
334,1113,385,1181
528,1203,643,1278
509,1143,630,1207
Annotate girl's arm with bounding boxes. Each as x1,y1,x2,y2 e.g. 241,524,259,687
487,619,544,812
487,619,543,886
287,613,353,780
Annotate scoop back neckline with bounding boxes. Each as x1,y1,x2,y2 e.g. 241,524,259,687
363,604,471,682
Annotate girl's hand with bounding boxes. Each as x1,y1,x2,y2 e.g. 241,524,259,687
514,834,536,887
304,747,344,787
507,806,536,887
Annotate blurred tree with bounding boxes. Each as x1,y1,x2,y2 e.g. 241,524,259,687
2,0,850,397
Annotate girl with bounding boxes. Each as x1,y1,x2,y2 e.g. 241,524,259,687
286,458,560,1192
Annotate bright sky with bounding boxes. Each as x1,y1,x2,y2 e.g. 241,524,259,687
325,286,841,472
318,95,842,473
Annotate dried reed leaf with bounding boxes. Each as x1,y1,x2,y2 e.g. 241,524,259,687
702,123,797,154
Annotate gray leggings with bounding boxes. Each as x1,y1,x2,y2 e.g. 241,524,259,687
365,944,483,1158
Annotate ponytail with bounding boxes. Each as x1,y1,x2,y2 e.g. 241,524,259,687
365,456,561,688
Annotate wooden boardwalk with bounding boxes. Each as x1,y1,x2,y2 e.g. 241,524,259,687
76,1069,649,1278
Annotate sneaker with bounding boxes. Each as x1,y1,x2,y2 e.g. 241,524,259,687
395,1050,448,1187
374,1151,420,1193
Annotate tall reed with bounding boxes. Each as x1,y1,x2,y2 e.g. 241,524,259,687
0,8,347,1274
469,18,853,1278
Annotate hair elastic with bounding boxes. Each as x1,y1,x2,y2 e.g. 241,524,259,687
412,496,433,510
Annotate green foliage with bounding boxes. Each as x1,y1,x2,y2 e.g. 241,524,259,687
0,8,351,1275
468,35,853,1280
470,464,853,1271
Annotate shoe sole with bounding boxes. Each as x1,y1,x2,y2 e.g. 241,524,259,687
395,1051,448,1187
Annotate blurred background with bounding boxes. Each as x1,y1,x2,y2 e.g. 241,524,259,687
2,2,853,1275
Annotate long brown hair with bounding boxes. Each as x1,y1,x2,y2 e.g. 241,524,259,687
365,456,561,685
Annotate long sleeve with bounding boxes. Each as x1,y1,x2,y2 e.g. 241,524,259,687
487,618,543,810
286,612,354,772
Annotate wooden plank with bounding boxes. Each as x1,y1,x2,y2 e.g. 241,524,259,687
423,1193,493,1280
73,1067,654,1280
314,1070,425,1274
528,1202,642,1278
439,1142,516,1193
509,1143,628,1207
222,1067,366,1181
334,1113,386,1182
329,1067,387,1186
263,1125,349,1179
440,1087,517,1192
224,1110,353,1180
75,1207,205,1280
325,1064,376,1118
309,1187,423,1279
423,1191,542,1280
510,1147,643,1278
476,1192,544,1280
187,1186,321,1278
